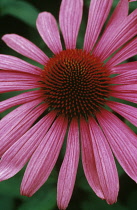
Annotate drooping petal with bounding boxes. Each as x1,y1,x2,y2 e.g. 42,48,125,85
57,119,79,210
0,99,41,131
59,0,83,49
2,34,49,65
111,61,137,74
0,99,46,156
107,37,137,67
111,70,137,84
0,112,56,181
84,0,112,52
80,118,104,199
107,101,137,127
0,90,43,113
97,110,137,182
36,12,62,54
0,55,42,75
88,117,119,204
93,9,137,61
21,116,68,197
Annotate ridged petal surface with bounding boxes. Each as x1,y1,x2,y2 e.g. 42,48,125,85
59,0,83,49
2,34,49,65
37,12,62,54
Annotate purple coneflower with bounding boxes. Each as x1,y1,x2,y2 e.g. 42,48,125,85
0,0,137,209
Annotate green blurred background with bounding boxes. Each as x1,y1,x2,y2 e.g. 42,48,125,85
0,0,137,209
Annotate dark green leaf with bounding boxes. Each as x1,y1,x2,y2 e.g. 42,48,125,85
19,187,56,210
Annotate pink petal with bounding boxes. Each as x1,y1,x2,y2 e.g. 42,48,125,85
0,70,41,92
0,99,42,130
57,119,79,210
111,61,137,74
59,0,83,49
93,8,137,61
84,0,112,52
97,110,137,182
88,117,119,204
0,55,42,75
105,0,129,29
36,12,62,54
107,37,137,67
0,70,41,81
0,81,40,93
111,84,137,92
2,34,49,65
111,70,137,84
0,90,43,113
107,101,137,127
21,115,68,197
0,99,46,156
80,118,104,199
111,91,137,103
93,0,129,61
110,84,137,103
0,112,56,181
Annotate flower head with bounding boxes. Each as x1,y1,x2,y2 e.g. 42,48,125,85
0,0,137,209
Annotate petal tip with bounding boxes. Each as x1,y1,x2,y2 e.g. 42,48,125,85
2,33,15,41
20,187,32,197
2,34,8,42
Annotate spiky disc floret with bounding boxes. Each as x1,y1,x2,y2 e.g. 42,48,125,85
40,49,111,118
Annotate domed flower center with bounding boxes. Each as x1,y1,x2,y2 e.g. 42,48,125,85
41,49,111,118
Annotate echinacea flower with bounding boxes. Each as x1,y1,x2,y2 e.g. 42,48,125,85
0,0,137,209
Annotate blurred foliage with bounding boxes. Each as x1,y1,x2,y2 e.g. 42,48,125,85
0,0,137,210
0,0,39,27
